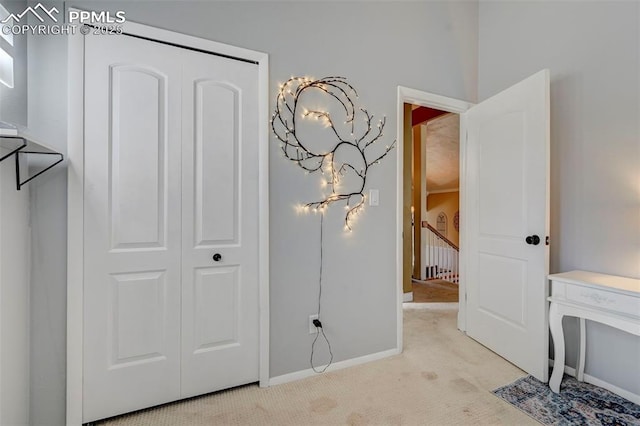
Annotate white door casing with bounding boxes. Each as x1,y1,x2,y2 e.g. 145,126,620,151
464,69,550,381
80,29,263,422
395,87,472,351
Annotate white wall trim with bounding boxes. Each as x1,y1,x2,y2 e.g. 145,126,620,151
66,27,84,426
403,291,413,302
257,51,271,390
396,86,473,353
66,12,270,425
269,348,400,386
548,360,640,405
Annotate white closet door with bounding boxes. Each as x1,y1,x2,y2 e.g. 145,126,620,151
180,49,260,397
83,34,182,422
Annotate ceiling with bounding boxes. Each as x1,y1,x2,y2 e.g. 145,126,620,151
423,113,459,193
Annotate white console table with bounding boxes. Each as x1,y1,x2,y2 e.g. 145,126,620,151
548,271,640,400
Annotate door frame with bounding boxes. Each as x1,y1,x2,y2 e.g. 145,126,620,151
395,87,472,351
67,16,270,425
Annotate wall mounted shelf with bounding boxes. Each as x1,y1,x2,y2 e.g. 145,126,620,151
0,133,26,162
0,124,64,190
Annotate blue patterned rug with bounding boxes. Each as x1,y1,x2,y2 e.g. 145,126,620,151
493,375,640,425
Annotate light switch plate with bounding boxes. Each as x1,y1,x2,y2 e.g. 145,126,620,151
369,189,379,206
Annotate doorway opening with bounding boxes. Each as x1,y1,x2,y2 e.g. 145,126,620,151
394,87,472,352
404,106,460,305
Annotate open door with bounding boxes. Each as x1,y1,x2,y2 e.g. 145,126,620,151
463,70,550,381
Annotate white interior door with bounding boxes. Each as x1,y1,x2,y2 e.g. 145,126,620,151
180,49,259,398
83,34,183,421
464,70,550,381
83,32,259,422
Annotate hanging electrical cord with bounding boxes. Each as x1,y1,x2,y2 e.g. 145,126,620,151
310,211,333,373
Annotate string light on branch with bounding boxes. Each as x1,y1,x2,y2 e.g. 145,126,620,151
271,76,396,231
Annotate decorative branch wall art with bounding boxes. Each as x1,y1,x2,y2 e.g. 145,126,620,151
271,76,396,231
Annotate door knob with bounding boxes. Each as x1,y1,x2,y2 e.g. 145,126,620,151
525,235,540,245
213,253,222,262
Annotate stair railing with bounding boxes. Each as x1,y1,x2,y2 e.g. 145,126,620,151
422,221,459,284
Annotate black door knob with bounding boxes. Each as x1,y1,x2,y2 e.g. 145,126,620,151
525,235,540,245
213,253,222,262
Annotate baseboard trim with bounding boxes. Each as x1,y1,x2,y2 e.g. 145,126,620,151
403,292,413,302
269,348,400,386
548,359,640,405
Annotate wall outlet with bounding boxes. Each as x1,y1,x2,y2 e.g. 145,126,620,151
309,314,319,334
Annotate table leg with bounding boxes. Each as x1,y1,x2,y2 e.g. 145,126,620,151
577,318,586,382
549,302,564,393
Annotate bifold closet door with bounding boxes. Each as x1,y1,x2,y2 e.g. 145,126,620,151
83,33,182,422
180,48,259,399
83,32,260,423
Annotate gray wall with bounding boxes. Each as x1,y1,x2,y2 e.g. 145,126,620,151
0,147,30,426
26,1,68,421
0,1,29,424
478,0,640,394
28,1,479,423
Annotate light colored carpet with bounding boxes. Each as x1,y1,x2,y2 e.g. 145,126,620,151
95,309,538,425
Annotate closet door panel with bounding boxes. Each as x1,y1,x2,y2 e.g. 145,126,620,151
83,33,182,423
193,266,240,351
181,50,260,398
109,271,167,363
194,81,239,245
110,66,166,249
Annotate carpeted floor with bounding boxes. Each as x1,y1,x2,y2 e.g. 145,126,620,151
95,308,537,425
